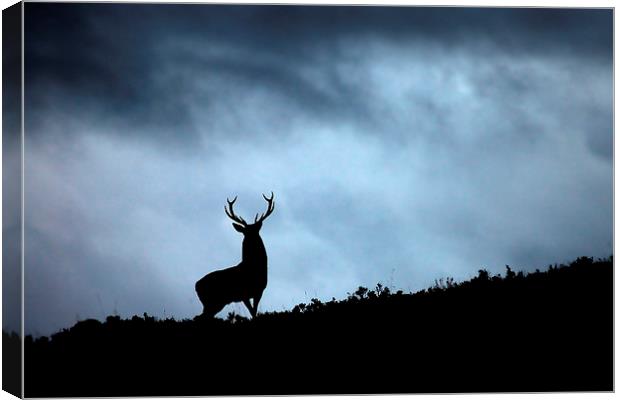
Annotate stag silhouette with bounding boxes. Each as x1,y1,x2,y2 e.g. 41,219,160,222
195,193,275,318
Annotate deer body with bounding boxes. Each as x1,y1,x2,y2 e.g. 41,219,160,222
195,193,274,318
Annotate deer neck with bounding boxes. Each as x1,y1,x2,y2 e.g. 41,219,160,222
241,235,267,266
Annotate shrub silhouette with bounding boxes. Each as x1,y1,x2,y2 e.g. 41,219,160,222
22,256,612,397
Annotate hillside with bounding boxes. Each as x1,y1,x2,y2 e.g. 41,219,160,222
22,256,612,396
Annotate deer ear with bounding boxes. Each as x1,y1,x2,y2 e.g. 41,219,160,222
232,223,245,233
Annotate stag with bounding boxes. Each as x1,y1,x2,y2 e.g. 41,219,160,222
195,193,275,318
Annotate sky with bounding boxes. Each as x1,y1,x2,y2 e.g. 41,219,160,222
15,4,613,336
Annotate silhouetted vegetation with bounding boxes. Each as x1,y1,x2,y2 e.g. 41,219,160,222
24,256,612,396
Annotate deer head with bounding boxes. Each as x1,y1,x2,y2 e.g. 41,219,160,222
225,192,274,235
195,193,275,319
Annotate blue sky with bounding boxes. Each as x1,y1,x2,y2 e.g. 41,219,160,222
14,4,613,336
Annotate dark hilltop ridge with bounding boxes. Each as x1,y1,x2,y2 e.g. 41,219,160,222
18,256,612,396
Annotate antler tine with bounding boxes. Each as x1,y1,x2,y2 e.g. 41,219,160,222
255,192,275,223
225,196,247,225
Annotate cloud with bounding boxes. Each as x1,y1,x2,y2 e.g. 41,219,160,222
25,5,612,142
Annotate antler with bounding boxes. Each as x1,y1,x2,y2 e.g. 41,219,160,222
254,192,275,223
225,196,247,226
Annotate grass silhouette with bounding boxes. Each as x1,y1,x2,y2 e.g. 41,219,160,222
22,256,612,396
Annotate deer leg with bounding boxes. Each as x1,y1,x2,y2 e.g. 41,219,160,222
243,299,253,317
203,301,225,318
251,292,263,318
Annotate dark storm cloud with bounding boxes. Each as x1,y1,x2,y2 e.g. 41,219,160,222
25,4,612,146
